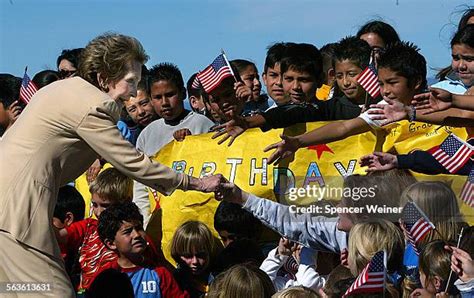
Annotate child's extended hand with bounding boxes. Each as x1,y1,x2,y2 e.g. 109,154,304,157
264,134,301,164
412,88,453,114
211,113,248,146
234,81,252,102
359,152,398,172
367,98,411,125
447,246,474,282
173,128,191,141
278,237,298,256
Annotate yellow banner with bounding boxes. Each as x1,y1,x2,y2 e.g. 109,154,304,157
75,121,472,265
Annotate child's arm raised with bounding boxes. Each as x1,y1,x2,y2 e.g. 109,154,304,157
359,150,472,175
413,88,474,113
212,103,327,146
264,117,371,164
368,97,474,127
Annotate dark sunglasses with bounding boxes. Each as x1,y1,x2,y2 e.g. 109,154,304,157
58,69,76,79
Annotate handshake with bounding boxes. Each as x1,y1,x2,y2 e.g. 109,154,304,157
190,174,249,205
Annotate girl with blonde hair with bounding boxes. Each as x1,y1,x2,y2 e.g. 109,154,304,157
207,263,275,298
348,219,404,298
171,220,219,297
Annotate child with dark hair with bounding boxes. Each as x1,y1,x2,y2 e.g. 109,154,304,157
201,67,252,128
438,23,474,93
214,201,262,247
230,59,271,115
264,42,294,108
187,73,213,120
118,66,158,146
133,62,214,226
53,185,85,230
330,36,374,106
0,73,22,137
436,9,474,82
57,48,84,79
32,70,60,89
97,202,187,298
279,43,323,104
410,240,458,297
459,8,474,30
53,185,86,287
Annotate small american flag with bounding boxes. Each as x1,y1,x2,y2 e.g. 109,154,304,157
357,63,380,98
460,168,473,207
197,54,233,93
282,256,298,280
19,68,38,104
343,251,386,297
402,201,435,255
428,134,474,174
191,75,201,89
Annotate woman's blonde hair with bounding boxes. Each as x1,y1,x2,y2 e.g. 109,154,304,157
170,221,216,266
207,264,275,298
89,168,132,203
400,181,466,245
342,172,415,225
348,219,404,276
78,32,148,90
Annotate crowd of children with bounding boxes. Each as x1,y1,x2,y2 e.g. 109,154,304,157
0,7,474,298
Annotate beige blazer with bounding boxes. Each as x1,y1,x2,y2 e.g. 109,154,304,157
0,77,188,257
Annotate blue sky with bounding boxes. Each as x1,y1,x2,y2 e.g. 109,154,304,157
1,0,471,83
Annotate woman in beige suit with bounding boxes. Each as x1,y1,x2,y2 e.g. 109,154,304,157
0,33,223,297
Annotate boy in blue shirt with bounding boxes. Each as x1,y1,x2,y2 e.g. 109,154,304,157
97,202,188,298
